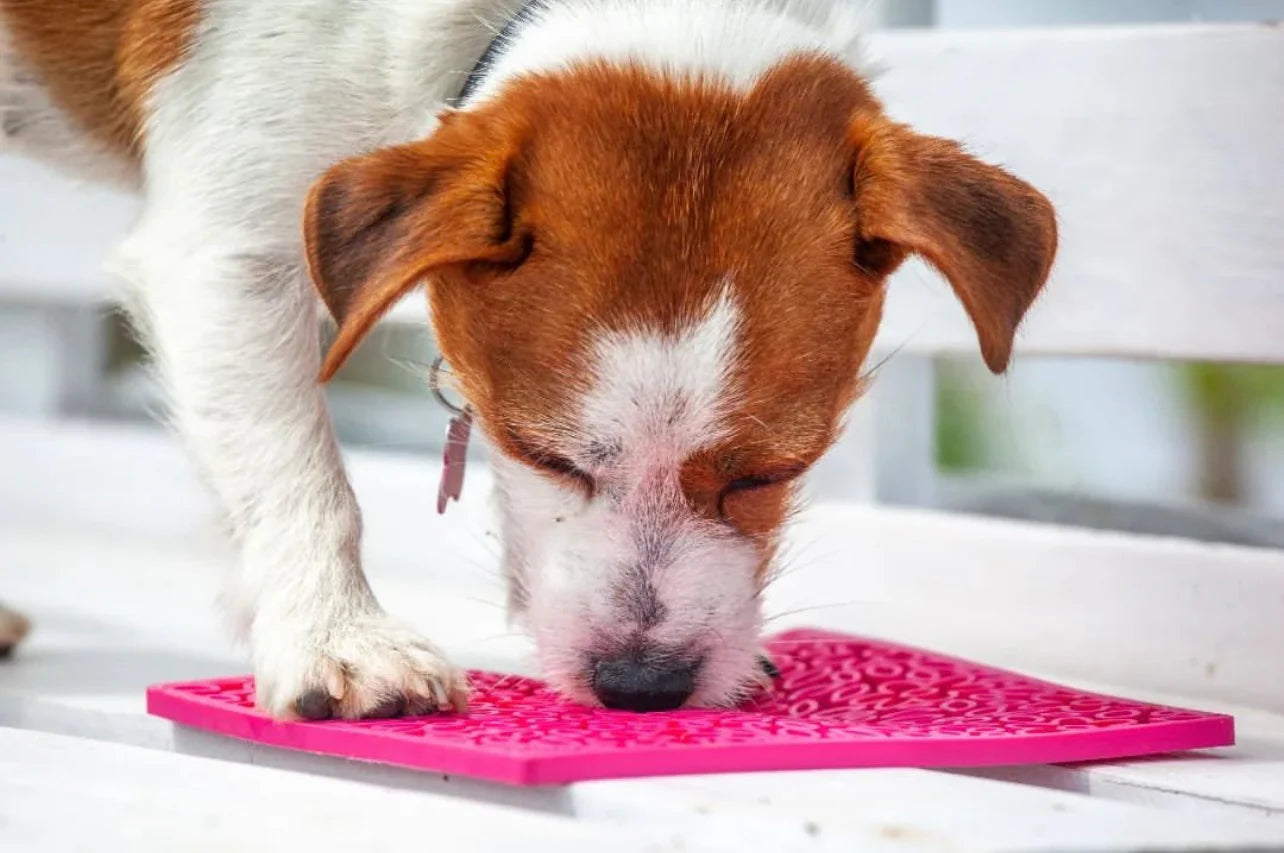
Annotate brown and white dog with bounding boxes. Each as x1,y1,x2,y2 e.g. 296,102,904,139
0,0,1055,716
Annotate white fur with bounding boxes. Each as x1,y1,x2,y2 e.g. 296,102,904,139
495,292,764,706
582,292,740,448
468,0,867,104
4,0,857,713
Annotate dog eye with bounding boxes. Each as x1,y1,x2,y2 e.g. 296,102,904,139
533,453,594,488
519,448,595,492
717,471,798,520
724,475,779,494
504,429,595,491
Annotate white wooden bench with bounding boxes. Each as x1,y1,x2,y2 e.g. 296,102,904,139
3,415,1284,849
2,20,1283,852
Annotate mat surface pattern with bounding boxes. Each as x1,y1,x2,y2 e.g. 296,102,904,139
148,629,1233,784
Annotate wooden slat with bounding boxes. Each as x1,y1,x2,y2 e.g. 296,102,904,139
4,25,1281,364
777,502,1284,715
868,23,1284,364
571,770,1284,851
0,158,135,303
957,680,1284,824
6,724,1282,853
164,723,1284,851
397,23,1284,365
0,728,699,853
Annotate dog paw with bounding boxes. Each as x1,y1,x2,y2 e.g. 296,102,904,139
0,603,31,658
253,615,469,720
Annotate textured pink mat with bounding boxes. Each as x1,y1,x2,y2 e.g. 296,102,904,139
147,629,1233,785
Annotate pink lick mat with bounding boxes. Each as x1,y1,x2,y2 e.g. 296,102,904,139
147,629,1233,785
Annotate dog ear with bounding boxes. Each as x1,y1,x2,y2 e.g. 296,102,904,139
849,114,1057,373
304,112,528,380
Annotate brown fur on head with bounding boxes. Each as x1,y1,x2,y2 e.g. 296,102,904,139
303,54,1056,705
307,54,1055,432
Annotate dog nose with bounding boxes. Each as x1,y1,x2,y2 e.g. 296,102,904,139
592,656,699,712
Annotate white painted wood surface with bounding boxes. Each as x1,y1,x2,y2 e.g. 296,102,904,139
573,770,1284,852
7,726,1283,853
867,23,1284,365
3,414,1284,846
956,683,1284,824
0,728,709,853
0,158,135,303
786,504,1284,715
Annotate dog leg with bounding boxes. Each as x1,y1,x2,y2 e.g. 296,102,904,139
115,229,466,719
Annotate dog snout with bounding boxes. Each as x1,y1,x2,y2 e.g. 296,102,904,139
591,655,701,712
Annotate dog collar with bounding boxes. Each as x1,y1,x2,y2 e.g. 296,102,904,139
430,357,472,514
451,0,546,107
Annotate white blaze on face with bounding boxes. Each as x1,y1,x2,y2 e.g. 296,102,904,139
583,291,738,458
492,292,764,705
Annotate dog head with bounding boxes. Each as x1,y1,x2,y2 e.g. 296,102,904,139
304,56,1056,711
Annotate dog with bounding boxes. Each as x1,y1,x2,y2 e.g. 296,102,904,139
0,0,1056,717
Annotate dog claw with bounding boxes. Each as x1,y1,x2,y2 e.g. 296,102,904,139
294,688,335,721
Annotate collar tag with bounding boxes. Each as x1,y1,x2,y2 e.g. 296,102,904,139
437,409,472,514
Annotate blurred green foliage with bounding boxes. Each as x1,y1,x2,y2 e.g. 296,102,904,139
1179,363,1284,429
934,359,990,471
933,358,1284,503
1178,363,1284,503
